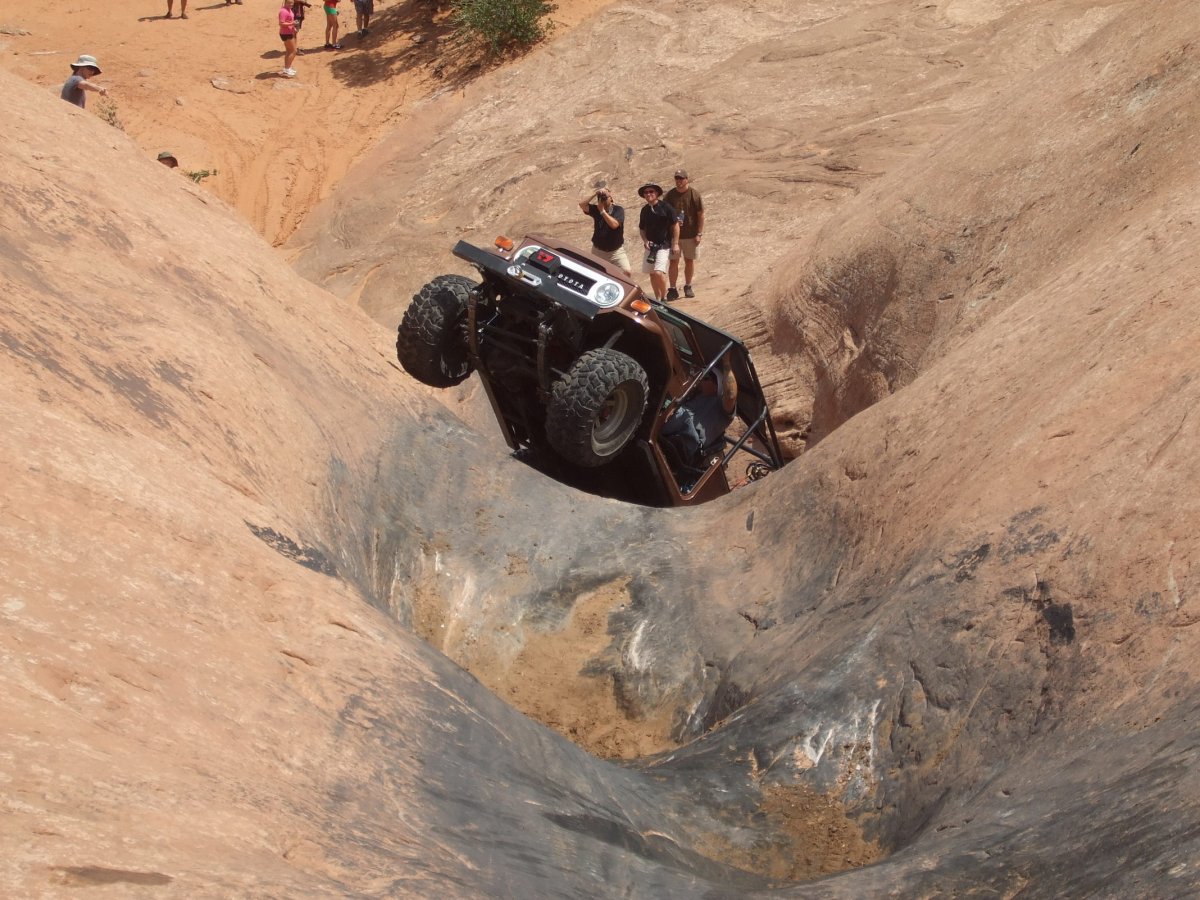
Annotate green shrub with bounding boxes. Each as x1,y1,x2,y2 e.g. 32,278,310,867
96,99,123,131
452,0,557,53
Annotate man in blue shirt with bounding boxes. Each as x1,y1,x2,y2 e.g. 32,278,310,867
60,55,107,108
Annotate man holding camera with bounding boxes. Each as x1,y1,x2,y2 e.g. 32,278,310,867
637,183,680,302
579,187,632,277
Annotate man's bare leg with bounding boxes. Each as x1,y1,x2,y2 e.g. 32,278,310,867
650,271,668,301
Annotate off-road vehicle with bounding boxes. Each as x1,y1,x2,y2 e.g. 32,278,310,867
396,234,785,506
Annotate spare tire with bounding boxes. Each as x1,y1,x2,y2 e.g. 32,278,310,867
546,348,650,467
396,275,477,387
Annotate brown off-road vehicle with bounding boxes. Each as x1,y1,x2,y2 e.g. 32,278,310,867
396,234,785,506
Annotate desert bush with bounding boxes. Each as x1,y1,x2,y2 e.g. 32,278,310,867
452,0,557,53
96,99,123,131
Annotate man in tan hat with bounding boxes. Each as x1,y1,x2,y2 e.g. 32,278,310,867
664,169,704,300
60,55,107,108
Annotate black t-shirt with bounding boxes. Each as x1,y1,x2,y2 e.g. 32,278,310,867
587,204,625,251
639,201,678,247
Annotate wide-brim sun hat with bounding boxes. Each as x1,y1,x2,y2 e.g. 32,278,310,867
637,183,663,198
70,54,101,74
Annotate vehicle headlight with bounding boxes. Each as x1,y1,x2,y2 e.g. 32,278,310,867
593,282,624,307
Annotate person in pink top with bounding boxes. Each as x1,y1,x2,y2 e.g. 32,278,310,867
278,0,298,78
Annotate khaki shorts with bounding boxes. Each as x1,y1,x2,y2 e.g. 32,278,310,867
641,246,670,275
671,238,701,261
591,245,631,274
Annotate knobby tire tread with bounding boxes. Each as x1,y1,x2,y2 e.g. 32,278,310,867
395,275,476,387
546,348,649,467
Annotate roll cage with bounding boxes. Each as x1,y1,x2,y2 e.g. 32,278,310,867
450,235,787,506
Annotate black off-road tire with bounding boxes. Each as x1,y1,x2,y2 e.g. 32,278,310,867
546,348,650,468
396,275,477,387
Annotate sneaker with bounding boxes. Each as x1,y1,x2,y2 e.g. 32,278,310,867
285,67,297,76
332,42,342,49
683,284,695,298
665,287,679,302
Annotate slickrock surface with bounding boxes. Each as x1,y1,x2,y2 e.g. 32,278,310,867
4,0,1200,896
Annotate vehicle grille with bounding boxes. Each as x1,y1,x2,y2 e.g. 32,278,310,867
555,270,595,296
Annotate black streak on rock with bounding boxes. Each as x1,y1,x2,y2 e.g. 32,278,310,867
1004,579,1076,645
1042,602,1076,645
55,866,173,886
246,522,337,576
952,543,990,582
